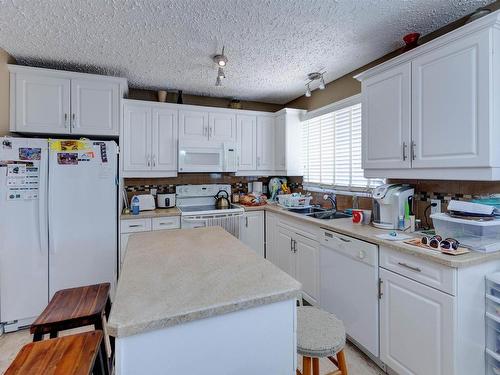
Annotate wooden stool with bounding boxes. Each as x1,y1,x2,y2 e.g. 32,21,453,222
30,283,113,375
5,331,105,375
296,306,349,375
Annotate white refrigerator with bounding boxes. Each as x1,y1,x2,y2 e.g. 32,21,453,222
0,137,117,332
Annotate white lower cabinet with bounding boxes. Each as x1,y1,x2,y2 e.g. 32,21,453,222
240,211,264,257
120,216,180,271
379,267,455,375
266,214,319,304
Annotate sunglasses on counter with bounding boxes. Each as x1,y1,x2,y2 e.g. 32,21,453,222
421,235,460,251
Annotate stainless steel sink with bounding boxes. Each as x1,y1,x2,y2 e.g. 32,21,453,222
306,211,352,220
289,206,327,214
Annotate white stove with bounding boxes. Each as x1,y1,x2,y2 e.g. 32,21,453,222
176,184,244,236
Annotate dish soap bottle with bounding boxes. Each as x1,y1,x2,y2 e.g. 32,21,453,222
131,196,140,215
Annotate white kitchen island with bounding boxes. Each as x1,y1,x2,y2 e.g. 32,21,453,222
108,226,301,375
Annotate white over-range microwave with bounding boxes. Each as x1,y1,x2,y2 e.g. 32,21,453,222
178,141,238,173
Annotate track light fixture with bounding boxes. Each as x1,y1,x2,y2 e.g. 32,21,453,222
213,46,228,86
305,83,311,97
304,72,326,97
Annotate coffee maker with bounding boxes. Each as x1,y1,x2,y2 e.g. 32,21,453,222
372,184,414,229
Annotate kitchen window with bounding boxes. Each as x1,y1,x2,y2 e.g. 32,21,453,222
301,95,383,191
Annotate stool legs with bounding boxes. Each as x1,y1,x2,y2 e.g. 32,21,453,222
336,350,348,375
94,316,111,375
303,356,312,375
312,357,320,375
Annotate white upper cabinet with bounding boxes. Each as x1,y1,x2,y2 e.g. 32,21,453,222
121,100,178,177
178,109,209,141
152,107,178,172
411,30,490,169
71,78,120,136
256,115,275,170
274,114,286,171
9,65,127,136
355,13,500,180
361,62,411,170
122,102,151,172
209,112,236,142
14,73,71,134
237,114,257,170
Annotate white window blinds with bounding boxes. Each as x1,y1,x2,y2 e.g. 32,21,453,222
302,102,382,190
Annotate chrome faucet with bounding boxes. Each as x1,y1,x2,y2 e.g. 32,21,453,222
323,194,337,213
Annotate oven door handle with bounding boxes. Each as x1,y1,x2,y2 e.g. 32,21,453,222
182,217,209,223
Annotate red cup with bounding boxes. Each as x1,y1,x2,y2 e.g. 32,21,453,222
352,210,363,224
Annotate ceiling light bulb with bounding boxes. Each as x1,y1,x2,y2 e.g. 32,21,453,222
218,67,225,79
319,75,326,90
305,84,311,97
215,76,222,87
218,59,227,67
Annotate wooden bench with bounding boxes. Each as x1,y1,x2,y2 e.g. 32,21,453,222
30,283,113,374
5,331,105,375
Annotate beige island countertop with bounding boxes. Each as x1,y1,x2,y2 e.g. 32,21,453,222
108,226,301,338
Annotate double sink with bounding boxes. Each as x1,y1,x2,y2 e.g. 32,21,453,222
290,206,352,220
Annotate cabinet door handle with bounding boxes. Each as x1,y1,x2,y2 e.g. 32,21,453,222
71,113,76,129
146,154,151,167
209,126,213,138
152,155,156,168
290,238,293,252
293,239,297,253
411,141,416,161
398,262,421,272
64,113,68,128
402,142,407,161
245,216,248,227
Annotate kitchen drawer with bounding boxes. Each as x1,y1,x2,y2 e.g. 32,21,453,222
380,246,456,295
152,216,180,231
120,218,152,233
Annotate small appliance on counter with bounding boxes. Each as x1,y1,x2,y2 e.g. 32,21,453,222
372,184,414,230
131,194,156,211
157,193,176,208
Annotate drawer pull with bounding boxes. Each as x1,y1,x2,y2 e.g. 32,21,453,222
339,237,351,243
159,222,172,225
128,224,143,228
398,262,422,272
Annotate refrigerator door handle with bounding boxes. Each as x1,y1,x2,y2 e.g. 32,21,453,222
38,149,49,256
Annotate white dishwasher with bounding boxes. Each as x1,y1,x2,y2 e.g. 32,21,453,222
319,228,379,358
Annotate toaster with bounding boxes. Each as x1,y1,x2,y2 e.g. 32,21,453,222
132,194,156,211
157,193,176,208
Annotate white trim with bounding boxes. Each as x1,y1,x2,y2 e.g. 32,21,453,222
302,94,361,121
303,185,373,198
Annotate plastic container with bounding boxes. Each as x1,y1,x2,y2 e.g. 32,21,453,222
430,213,500,252
486,349,500,375
487,314,500,355
487,294,500,317
488,273,500,298
277,194,313,208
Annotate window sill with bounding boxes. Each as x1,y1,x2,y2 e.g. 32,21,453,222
303,185,373,198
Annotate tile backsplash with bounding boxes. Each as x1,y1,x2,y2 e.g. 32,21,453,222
123,174,303,202
124,175,500,229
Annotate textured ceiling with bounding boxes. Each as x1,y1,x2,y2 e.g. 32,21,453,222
0,0,490,104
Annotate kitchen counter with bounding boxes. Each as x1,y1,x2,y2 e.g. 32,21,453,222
239,203,500,268
108,226,301,338
120,207,180,220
